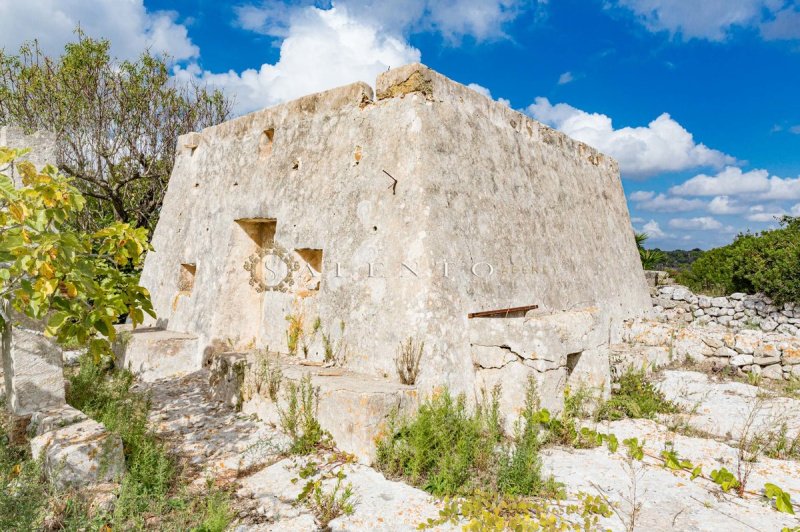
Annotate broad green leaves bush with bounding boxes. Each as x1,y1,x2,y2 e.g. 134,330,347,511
677,217,800,304
0,147,154,360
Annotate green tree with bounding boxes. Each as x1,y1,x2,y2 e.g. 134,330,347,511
0,32,230,232
0,147,154,360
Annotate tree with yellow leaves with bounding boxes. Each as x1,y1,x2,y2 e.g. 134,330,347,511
0,147,154,361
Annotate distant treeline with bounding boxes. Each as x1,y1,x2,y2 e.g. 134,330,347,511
650,248,705,271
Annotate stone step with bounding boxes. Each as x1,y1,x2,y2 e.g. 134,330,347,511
208,352,418,464
113,326,199,382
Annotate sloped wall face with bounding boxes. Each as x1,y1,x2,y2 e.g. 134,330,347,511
139,81,441,370
388,67,652,396
140,65,650,401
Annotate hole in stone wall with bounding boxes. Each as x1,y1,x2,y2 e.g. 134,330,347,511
566,351,582,377
259,128,275,157
236,218,277,249
178,263,196,293
296,248,323,291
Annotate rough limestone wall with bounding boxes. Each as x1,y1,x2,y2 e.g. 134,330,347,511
0,126,58,180
139,63,651,400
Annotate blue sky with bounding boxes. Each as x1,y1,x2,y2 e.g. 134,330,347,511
2,0,799,250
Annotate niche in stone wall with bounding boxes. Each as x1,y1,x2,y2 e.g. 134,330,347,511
259,128,275,158
237,218,277,249
295,248,323,292
178,263,196,293
565,351,582,378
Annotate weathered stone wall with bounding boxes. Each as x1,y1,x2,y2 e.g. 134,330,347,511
652,285,800,335
0,126,57,181
137,63,651,402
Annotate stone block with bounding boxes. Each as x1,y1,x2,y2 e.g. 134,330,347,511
730,354,754,366
209,352,418,464
30,418,125,489
761,364,783,380
715,346,736,358
2,325,65,416
113,327,199,381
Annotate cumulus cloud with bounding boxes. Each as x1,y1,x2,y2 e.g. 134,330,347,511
614,0,796,42
526,97,735,177
707,195,745,214
670,166,800,200
175,6,421,114
668,216,723,230
235,0,533,42
467,83,511,106
760,5,800,41
630,191,704,212
0,0,198,61
641,219,667,238
746,205,787,222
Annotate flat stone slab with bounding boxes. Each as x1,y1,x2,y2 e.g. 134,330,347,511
238,458,452,532
655,370,800,442
30,417,125,489
210,352,418,463
545,418,800,531
114,327,199,382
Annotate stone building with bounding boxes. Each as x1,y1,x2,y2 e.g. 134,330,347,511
126,63,651,424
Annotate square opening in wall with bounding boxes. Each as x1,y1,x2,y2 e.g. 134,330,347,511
236,218,277,249
178,263,196,293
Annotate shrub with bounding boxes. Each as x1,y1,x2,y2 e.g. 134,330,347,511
395,337,424,385
677,216,800,304
596,368,678,421
375,382,555,498
279,374,331,455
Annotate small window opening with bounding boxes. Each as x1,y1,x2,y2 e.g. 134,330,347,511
259,128,275,157
178,263,196,293
566,351,582,377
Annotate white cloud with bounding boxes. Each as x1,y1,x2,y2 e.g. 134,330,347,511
760,6,800,41
615,0,791,42
707,195,745,214
526,97,735,177
175,6,421,114
747,210,785,222
0,0,198,61
790,125,800,134
632,192,704,212
235,0,533,42
557,71,574,85
670,166,800,200
668,216,723,230
792,203,800,216
642,219,667,238
467,83,511,106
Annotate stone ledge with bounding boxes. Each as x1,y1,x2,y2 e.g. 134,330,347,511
113,327,199,382
208,352,418,464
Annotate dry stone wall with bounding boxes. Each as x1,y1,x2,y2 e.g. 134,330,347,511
652,285,800,336
614,283,800,380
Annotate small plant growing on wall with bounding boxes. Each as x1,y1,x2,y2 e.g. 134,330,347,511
395,337,424,385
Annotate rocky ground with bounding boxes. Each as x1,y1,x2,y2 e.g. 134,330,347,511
140,369,800,531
